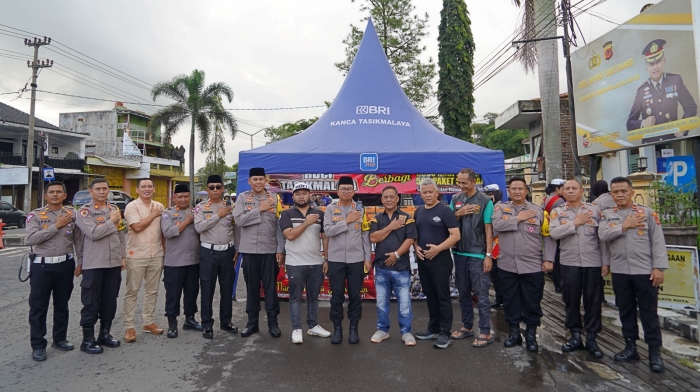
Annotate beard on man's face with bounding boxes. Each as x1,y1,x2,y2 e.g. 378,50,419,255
294,200,309,208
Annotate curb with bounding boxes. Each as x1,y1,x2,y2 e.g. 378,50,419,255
2,235,25,247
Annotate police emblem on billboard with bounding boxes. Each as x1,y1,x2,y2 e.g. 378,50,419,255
588,52,601,69
603,41,613,60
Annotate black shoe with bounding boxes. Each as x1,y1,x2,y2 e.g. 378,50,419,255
96,322,120,348
80,326,103,355
415,330,440,340
32,348,47,361
562,331,584,352
202,328,213,339
241,324,259,338
221,323,239,334
269,325,282,338
167,317,178,339
331,325,343,344
349,322,359,344
614,338,640,362
433,334,452,349
554,287,562,293
504,325,522,348
232,296,237,301
51,340,74,351
490,301,503,308
585,332,603,358
649,345,665,373
183,316,203,331
525,325,538,352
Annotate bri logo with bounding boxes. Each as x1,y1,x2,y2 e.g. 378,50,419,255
356,105,390,115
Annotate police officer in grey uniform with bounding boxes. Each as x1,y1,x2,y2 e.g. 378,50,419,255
162,184,203,338
599,177,668,373
233,167,285,338
194,175,238,339
549,179,608,359
75,178,127,354
26,181,84,361
492,177,556,352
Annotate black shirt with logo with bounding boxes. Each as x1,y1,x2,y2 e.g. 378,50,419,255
370,209,417,272
414,203,459,257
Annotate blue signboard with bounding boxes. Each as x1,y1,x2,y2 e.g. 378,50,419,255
656,156,697,192
42,167,55,182
359,153,378,172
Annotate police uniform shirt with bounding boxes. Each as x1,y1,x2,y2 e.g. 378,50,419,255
278,206,324,266
25,205,84,263
232,190,285,254
370,209,417,271
542,194,564,213
194,200,235,246
161,206,200,267
491,201,556,274
591,192,615,212
75,203,127,269
549,203,609,268
627,73,698,131
598,204,668,275
323,201,372,263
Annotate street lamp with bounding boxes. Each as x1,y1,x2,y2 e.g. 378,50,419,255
238,128,266,149
538,171,546,181
637,156,648,172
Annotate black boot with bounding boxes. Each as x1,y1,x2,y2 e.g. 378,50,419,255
96,322,120,348
585,332,603,358
167,317,178,338
562,331,584,352
183,315,203,331
80,326,103,354
349,321,360,344
241,313,259,338
331,324,343,344
648,345,665,373
504,325,522,348
268,312,281,338
525,325,538,352
614,338,640,362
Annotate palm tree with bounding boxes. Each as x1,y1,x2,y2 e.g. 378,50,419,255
148,70,238,204
511,0,563,180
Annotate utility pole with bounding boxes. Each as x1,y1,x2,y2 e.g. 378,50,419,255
38,133,46,208
22,36,53,213
238,128,266,149
561,0,582,179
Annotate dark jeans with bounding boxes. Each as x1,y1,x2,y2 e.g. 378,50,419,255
454,255,491,335
200,247,234,329
417,251,453,336
29,258,75,349
612,273,662,346
242,253,280,324
490,259,502,303
499,268,544,327
561,265,603,333
328,261,363,324
163,264,200,318
80,266,122,327
287,264,324,330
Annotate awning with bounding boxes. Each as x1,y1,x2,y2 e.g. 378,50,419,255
30,167,99,177
87,156,141,169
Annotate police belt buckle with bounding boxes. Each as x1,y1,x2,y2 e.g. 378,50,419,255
202,242,234,251
34,254,72,264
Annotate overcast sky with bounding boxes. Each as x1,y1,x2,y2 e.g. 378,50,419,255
0,0,654,174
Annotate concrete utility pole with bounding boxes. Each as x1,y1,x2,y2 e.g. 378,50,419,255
561,0,582,179
22,36,53,213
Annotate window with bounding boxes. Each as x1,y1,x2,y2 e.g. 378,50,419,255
51,147,58,154
111,191,124,202
0,202,12,211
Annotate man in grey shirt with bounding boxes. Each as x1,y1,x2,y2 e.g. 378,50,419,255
279,182,331,344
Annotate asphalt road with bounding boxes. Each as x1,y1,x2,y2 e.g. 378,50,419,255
0,246,649,391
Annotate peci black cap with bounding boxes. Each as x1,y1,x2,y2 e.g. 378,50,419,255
249,167,265,177
174,184,190,193
338,176,354,187
207,175,223,184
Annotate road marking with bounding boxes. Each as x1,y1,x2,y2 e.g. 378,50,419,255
0,247,28,257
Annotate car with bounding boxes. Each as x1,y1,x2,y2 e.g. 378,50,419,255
0,201,27,228
73,190,133,217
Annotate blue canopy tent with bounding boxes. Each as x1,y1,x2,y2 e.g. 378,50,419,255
237,19,506,197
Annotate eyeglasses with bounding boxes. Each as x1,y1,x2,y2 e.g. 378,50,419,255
208,185,223,190
338,188,354,193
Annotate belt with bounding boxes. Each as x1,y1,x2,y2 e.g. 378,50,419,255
33,254,73,264
201,242,235,251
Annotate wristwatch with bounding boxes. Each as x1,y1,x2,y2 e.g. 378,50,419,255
486,252,492,257
394,251,400,259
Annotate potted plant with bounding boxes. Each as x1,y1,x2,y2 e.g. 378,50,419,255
650,179,699,247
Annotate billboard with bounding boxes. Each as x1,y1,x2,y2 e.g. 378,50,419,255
572,0,700,155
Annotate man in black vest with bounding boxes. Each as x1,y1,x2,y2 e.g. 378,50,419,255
449,169,494,348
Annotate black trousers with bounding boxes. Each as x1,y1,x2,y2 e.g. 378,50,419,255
328,261,364,324
417,252,454,336
490,259,502,302
612,273,662,346
551,244,561,289
242,253,280,322
499,268,544,327
199,247,235,329
561,265,603,333
29,257,75,350
79,266,122,327
164,264,200,318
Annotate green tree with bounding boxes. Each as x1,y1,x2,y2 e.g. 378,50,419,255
264,117,318,144
149,69,238,205
472,113,528,159
336,0,436,111
437,0,475,140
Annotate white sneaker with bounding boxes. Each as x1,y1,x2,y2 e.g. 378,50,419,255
371,330,390,343
292,329,303,344
402,333,416,346
307,325,331,338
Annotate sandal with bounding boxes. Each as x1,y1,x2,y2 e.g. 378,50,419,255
471,335,494,348
451,328,474,340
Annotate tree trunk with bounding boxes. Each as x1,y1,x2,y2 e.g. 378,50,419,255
534,0,562,180
189,119,196,207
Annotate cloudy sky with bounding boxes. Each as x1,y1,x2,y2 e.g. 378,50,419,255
0,0,655,174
